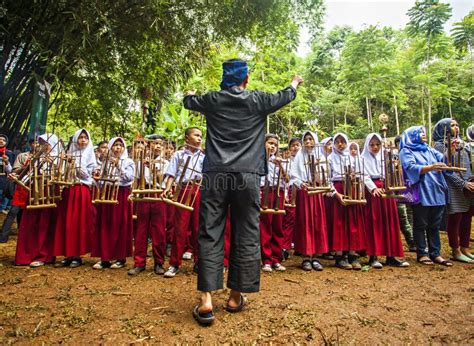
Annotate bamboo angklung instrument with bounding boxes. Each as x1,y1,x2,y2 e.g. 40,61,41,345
340,155,366,206
51,139,78,187
25,137,60,209
162,145,202,212
282,158,297,208
305,144,332,195
260,154,286,215
129,139,165,202
443,126,467,172
380,140,406,199
91,149,121,204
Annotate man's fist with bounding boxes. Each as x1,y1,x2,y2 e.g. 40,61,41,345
291,75,304,88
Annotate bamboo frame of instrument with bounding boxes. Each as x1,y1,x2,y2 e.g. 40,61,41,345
27,161,57,210
161,180,201,212
91,151,121,204
380,140,406,199
129,139,166,202
303,144,332,196
284,185,297,208
341,157,367,205
51,153,78,186
444,127,467,172
260,149,286,215
281,158,296,208
92,181,120,204
162,150,203,212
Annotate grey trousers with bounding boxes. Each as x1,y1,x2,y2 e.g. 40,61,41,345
397,203,414,246
197,172,261,293
0,205,22,242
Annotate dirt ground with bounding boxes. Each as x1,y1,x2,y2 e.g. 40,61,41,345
0,215,473,344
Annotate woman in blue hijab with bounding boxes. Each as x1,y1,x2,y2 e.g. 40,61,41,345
399,126,452,266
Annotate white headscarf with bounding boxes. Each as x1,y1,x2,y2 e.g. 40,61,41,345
38,133,60,156
328,133,350,180
69,128,96,169
319,137,333,159
108,137,134,169
291,131,320,186
361,133,384,178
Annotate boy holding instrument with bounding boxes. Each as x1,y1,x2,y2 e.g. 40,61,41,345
128,136,170,275
163,128,204,277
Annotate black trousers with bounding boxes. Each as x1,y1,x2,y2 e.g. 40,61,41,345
197,172,261,293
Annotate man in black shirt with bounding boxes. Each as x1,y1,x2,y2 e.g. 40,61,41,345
183,59,303,324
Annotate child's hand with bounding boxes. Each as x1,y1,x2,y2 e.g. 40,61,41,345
162,188,172,199
372,188,384,197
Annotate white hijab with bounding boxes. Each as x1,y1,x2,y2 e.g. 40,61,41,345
361,133,384,178
38,133,60,156
328,133,350,179
319,137,332,159
69,128,96,169
291,131,320,185
108,137,134,170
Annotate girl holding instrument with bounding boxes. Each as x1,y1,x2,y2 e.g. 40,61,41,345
15,134,59,267
54,129,97,268
92,137,135,269
290,131,328,271
281,137,301,261
361,133,409,268
328,133,366,270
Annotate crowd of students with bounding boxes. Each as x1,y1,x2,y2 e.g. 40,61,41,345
0,117,472,276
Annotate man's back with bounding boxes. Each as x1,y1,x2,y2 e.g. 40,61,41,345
183,85,296,174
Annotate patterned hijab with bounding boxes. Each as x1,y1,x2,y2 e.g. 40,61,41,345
400,126,428,152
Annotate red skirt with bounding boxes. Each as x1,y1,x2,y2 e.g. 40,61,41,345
293,189,328,255
365,180,404,257
324,195,333,250
259,188,285,265
15,207,57,265
330,181,366,251
53,185,95,257
282,188,296,250
92,187,133,260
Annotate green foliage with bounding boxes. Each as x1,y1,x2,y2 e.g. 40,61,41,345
451,10,474,54
406,0,452,38
1,0,325,144
2,0,471,147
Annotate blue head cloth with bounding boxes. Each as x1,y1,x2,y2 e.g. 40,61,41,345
400,126,428,152
220,59,248,90
432,118,454,143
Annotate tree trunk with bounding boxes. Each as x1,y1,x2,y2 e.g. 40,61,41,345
421,87,425,126
393,94,400,135
365,96,372,131
427,88,432,145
